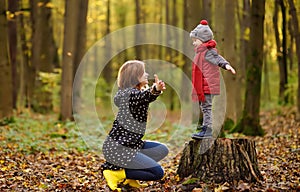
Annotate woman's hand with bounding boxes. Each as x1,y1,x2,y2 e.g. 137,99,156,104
154,74,166,91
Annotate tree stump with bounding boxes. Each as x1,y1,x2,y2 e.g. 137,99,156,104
177,138,263,183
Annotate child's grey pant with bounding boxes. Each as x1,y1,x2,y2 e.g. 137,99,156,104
200,94,214,128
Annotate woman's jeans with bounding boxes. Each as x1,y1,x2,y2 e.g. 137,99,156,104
125,141,169,181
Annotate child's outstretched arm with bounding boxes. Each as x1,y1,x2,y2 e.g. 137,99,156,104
205,49,236,75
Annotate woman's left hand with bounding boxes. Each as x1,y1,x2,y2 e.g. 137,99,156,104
154,74,166,91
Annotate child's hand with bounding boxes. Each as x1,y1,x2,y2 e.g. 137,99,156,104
154,74,166,91
225,65,236,74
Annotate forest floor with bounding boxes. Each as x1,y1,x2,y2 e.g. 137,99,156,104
0,107,299,191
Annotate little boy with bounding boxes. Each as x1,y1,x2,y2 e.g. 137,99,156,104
190,20,236,139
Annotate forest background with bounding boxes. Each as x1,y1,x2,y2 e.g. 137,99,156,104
0,0,299,191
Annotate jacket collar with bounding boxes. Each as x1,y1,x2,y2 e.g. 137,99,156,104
195,40,217,53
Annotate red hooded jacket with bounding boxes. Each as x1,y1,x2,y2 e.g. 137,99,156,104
192,40,227,102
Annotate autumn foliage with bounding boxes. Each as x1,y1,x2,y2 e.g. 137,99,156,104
0,108,299,191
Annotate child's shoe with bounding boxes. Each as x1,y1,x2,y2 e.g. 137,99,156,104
196,124,203,131
192,125,213,139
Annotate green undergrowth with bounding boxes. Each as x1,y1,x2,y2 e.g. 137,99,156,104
0,111,195,155
0,112,87,154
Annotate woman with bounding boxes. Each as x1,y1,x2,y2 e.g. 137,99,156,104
102,60,169,191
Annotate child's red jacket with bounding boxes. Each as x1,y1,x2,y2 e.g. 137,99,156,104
192,40,230,102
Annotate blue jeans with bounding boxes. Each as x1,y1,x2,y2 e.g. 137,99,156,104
125,141,169,181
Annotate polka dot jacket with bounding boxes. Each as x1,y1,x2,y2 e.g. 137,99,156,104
102,86,161,170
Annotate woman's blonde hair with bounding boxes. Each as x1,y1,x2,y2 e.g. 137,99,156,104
117,60,145,89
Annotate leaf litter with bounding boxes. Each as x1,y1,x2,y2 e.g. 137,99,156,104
0,108,299,191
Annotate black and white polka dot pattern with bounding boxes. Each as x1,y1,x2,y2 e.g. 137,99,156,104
102,87,160,169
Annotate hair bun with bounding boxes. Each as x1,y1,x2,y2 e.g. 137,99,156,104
200,20,208,25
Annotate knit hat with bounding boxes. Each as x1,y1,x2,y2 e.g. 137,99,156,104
190,20,213,42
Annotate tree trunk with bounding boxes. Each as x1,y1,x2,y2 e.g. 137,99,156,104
287,0,300,119
114,0,127,64
73,0,88,78
279,0,288,104
202,0,212,19
213,0,225,52
0,0,13,119
235,0,250,121
187,0,201,32
31,0,57,113
223,0,238,124
93,28,99,79
170,0,179,111
212,0,226,135
135,0,142,59
102,0,113,84
165,0,176,111
26,0,39,110
60,0,80,121
72,0,88,115
158,0,163,60
273,0,288,105
288,19,294,70
140,1,148,59
19,1,31,111
180,0,191,103
263,48,271,102
8,0,18,109
177,138,263,184
187,0,203,124
232,0,265,136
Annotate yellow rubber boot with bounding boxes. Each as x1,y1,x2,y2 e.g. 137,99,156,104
103,169,126,191
123,179,148,188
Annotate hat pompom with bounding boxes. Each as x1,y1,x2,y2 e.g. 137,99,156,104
191,19,213,42
200,20,208,25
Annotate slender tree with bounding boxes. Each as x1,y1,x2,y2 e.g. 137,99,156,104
135,0,142,59
72,0,89,114
60,0,88,120
102,0,113,84
234,0,250,123
287,18,294,70
73,0,88,76
19,0,31,111
213,0,225,51
114,0,128,64
165,0,176,110
188,0,201,30
232,0,265,136
60,0,80,120
158,0,163,60
223,0,240,125
180,0,190,102
273,0,288,105
202,0,212,19
8,0,18,109
279,0,288,103
31,0,58,113
187,0,203,124
0,0,13,119
287,0,300,119
238,0,250,79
